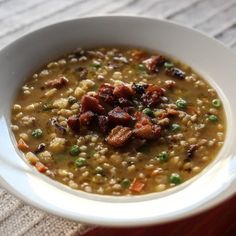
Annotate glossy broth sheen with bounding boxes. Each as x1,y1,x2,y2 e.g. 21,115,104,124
11,48,226,195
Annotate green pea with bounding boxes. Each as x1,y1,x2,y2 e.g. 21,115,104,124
32,128,43,138
70,145,80,156
170,173,182,185
121,178,131,188
208,114,218,122
176,98,187,109
164,62,174,69
171,123,180,132
212,99,221,108
158,151,169,163
75,157,87,167
143,108,155,117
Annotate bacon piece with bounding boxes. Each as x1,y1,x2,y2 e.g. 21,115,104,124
81,95,104,114
134,124,161,139
135,111,152,126
134,112,161,139
165,67,185,79
45,76,68,89
108,107,132,126
67,115,80,133
79,111,95,126
34,143,46,154
98,115,109,133
106,126,132,147
76,67,88,80
118,98,133,107
113,84,134,99
187,144,198,159
164,80,176,89
98,83,115,105
141,84,165,107
132,83,148,95
143,55,165,72
50,117,67,134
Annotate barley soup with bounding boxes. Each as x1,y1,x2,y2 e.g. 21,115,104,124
11,48,226,195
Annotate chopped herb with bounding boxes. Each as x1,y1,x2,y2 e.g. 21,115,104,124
171,123,180,132
95,166,105,176
143,108,155,117
70,145,80,156
32,129,43,138
138,64,146,71
138,64,148,75
68,96,77,105
176,98,187,109
170,173,182,184
208,114,218,122
164,62,174,69
91,63,101,69
75,157,87,167
42,103,52,111
121,178,131,188
212,99,221,108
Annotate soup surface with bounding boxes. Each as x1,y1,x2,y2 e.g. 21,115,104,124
11,48,225,195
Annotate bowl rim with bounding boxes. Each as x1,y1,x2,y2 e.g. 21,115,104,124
0,14,236,227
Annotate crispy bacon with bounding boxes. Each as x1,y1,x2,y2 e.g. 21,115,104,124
187,144,198,159
113,84,134,99
118,97,133,107
67,115,80,133
50,117,67,134
76,67,88,80
108,107,132,126
106,126,132,147
165,67,185,79
143,55,165,72
134,124,161,139
45,76,68,89
98,115,109,133
98,83,115,105
79,111,95,126
81,95,104,114
141,85,165,107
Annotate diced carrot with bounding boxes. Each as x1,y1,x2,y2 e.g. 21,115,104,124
35,162,48,173
129,178,145,192
17,138,29,151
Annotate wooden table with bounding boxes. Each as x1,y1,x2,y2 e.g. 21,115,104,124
0,0,235,235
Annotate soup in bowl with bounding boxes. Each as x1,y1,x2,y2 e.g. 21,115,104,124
11,47,226,196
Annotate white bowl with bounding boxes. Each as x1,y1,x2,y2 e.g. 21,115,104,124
0,16,236,227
